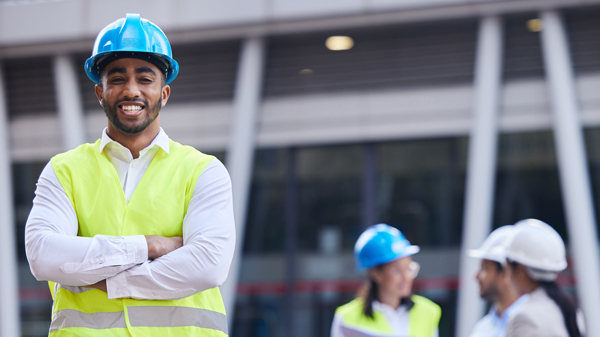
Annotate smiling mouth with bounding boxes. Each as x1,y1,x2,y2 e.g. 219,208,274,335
119,104,145,116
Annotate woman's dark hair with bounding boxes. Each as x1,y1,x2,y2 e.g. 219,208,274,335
540,281,581,337
359,265,413,319
509,261,581,337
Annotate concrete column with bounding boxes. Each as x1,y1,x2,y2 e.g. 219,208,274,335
0,63,21,337
456,16,503,337
221,37,266,326
540,10,600,336
53,55,86,149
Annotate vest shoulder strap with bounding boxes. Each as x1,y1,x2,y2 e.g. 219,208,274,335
408,295,441,337
51,141,101,205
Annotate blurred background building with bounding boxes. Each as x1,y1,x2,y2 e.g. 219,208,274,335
1,0,600,336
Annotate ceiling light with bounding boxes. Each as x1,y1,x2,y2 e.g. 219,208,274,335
527,19,543,32
299,69,314,75
325,36,354,51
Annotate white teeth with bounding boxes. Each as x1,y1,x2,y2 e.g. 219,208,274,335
121,105,142,112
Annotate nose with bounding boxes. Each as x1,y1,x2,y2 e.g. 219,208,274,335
122,78,141,99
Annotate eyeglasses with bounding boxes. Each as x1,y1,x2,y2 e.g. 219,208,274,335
386,261,420,279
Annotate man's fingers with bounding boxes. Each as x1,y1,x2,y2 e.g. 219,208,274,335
146,235,184,259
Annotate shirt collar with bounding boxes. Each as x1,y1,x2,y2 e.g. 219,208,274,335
372,300,409,315
497,293,530,321
99,127,170,155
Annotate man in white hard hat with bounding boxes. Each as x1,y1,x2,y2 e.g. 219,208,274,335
468,225,524,337
504,219,583,337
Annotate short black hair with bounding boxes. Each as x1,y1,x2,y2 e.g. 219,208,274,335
492,260,503,272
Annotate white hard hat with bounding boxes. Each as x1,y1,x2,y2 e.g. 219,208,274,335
469,225,515,264
505,219,567,281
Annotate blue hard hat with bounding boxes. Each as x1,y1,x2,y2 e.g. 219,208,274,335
354,224,420,272
85,13,179,85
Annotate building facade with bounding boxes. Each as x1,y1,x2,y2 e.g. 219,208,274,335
1,1,600,336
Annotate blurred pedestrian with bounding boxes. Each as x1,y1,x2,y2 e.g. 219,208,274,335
331,224,441,337
504,219,584,337
468,225,521,337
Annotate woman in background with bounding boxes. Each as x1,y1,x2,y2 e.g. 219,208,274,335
331,224,441,337
504,219,584,337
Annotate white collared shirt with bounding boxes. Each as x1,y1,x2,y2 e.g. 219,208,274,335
469,294,530,337
25,128,235,300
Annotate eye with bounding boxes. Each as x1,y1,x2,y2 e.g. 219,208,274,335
109,77,125,83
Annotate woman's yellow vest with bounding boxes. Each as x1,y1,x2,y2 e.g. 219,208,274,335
48,139,227,337
335,295,441,337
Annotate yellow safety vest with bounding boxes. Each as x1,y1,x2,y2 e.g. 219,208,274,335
335,295,441,337
48,139,227,337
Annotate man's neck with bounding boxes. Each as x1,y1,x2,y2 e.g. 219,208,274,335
516,279,539,298
107,123,160,159
495,294,517,316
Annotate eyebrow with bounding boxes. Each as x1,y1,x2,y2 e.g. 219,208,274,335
106,67,157,77
106,67,126,77
135,67,157,76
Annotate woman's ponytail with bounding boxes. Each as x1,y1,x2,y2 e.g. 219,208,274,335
540,281,581,337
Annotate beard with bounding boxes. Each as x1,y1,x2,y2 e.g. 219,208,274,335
103,96,162,135
479,282,500,301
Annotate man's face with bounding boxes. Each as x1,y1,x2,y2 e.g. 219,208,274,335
95,58,170,135
475,259,502,301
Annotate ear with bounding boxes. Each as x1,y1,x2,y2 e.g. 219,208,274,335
161,85,171,107
95,85,104,106
368,268,384,285
503,264,514,282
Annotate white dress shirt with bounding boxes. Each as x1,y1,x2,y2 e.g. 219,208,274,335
469,295,530,337
25,128,236,300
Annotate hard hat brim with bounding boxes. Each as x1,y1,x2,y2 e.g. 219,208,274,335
357,245,420,272
468,248,505,264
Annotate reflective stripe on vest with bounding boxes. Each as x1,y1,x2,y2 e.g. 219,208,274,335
50,310,126,332
50,306,228,334
50,139,225,337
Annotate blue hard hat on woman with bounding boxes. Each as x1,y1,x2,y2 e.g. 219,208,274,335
354,223,420,272
84,13,179,85
331,224,441,337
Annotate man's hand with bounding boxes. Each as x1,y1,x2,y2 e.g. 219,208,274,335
145,235,183,260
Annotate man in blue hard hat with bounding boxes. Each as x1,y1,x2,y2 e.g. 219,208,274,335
25,14,234,337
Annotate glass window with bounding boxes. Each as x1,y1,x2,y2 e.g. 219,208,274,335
12,162,53,337
297,145,363,252
584,127,600,241
243,148,287,253
237,139,467,337
376,137,469,246
234,149,288,337
493,131,567,239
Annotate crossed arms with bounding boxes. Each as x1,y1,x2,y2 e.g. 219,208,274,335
25,159,236,300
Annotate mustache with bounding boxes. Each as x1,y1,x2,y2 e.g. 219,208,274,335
113,98,148,106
